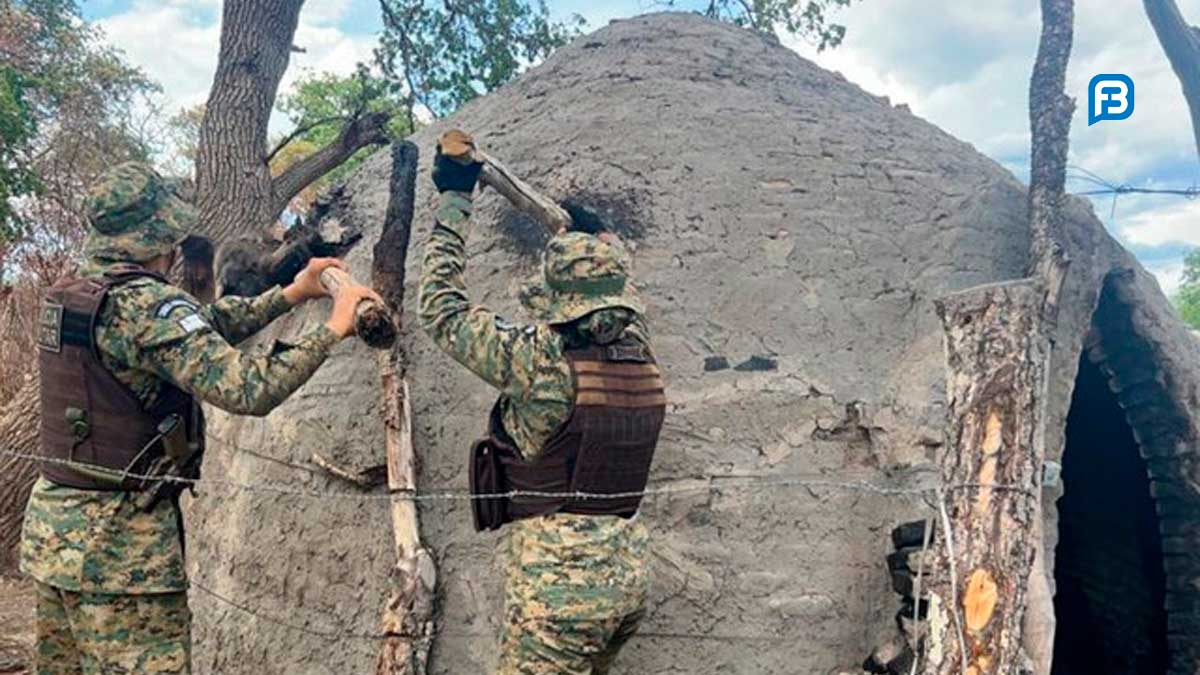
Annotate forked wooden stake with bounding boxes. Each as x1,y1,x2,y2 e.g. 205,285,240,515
438,129,573,236
319,266,397,349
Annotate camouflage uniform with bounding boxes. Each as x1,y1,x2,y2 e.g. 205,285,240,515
419,191,651,674
20,163,339,674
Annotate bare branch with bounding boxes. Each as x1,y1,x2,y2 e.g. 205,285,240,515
1144,0,1200,163
378,0,439,121
265,115,351,164
1028,0,1075,302
269,111,392,217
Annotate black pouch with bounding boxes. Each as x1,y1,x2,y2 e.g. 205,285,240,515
469,438,507,532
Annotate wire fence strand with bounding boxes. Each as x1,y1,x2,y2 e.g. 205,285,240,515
1,448,1035,504
4,445,1033,663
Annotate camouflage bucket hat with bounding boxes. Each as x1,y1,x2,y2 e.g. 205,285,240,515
83,162,196,263
539,232,644,325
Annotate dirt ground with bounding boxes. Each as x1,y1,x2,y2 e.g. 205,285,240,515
0,575,33,674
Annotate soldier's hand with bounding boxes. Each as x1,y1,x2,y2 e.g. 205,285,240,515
432,151,482,194
325,284,385,339
285,257,346,304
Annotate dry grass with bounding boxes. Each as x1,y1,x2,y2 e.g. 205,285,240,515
0,283,40,403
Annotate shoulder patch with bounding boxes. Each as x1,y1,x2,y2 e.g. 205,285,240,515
178,313,208,334
36,302,64,353
155,298,200,319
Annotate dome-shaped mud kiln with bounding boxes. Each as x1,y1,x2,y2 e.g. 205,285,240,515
187,12,1200,674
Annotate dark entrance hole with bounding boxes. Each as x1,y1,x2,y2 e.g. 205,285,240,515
1051,355,1167,674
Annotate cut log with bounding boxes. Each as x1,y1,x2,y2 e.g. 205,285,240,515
924,280,1049,675
922,2,1073,674
370,142,437,675
438,129,573,235
318,266,397,350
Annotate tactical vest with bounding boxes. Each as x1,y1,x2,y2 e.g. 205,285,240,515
470,338,666,531
36,265,203,491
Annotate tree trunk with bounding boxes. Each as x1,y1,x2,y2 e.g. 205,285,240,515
1144,0,1200,164
0,378,41,574
195,0,391,249
1022,1,1075,671
923,1,1074,673
196,0,304,243
370,143,436,674
924,281,1050,675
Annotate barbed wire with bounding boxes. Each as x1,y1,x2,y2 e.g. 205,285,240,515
1,448,1036,504
1067,164,1200,220
7,445,1023,667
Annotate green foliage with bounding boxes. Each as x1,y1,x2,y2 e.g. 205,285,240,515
278,66,411,148
0,0,159,277
0,66,38,242
678,0,860,49
1174,249,1200,329
377,0,584,117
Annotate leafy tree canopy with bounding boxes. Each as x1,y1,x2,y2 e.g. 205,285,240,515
0,0,159,278
377,0,584,117
1175,249,1200,329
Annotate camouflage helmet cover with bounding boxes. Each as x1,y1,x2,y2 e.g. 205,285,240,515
84,162,196,263
536,231,644,325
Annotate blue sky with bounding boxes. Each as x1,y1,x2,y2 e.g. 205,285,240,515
81,0,1200,294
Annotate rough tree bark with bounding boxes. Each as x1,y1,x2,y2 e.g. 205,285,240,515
1144,0,1200,163
196,0,390,247
923,1,1074,674
370,143,436,675
0,378,40,574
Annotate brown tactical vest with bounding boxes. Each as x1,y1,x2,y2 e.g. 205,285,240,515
470,338,666,531
36,265,201,491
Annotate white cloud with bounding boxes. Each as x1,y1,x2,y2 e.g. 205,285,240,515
97,1,222,109
774,0,1200,287
782,0,1200,178
1121,199,1200,247
97,0,374,127
302,0,353,26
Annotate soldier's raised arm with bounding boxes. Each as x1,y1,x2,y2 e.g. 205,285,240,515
417,156,561,401
112,261,380,417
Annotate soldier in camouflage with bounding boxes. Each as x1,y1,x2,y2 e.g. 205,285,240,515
21,162,380,674
419,142,665,674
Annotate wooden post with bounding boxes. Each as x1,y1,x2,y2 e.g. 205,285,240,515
369,142,437,675
923,1,1074,673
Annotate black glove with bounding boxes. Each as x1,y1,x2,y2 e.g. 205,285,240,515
432,151,482,193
